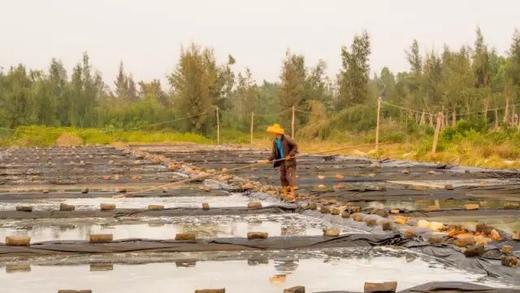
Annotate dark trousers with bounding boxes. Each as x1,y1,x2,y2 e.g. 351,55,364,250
280,162,296,187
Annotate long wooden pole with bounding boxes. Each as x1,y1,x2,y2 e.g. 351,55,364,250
291,105,295,138
432,112,442,153
216,106,220,145
375,97,382,152
250,112,254,145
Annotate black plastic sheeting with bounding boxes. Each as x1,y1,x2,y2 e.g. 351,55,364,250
1,233,519,286
317,281,520,293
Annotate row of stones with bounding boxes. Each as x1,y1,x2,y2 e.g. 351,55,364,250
12,200,264,213
305,202,520,267
50,281,398,293
114,146,520,268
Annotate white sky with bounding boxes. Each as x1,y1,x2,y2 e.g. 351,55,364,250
0,0,518,87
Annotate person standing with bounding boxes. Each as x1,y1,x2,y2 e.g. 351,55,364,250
260,123,298,202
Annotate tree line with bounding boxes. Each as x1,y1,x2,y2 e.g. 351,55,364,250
1,28,519,139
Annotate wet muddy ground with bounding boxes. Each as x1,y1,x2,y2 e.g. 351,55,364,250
1,144,519,292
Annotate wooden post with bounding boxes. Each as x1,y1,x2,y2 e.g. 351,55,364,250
504,98,510,124
484,101,488,122
432,112,443,153
494,108,499,129
215,106,220,145
250,112,254,145
375,97,382,152
451,109,456,127
512,104,516,126
291,105,295,138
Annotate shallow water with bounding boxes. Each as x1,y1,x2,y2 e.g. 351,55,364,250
0,193,274,211
426,215,520,234
0,248,509,293
364,198,518,211
0,214,335,242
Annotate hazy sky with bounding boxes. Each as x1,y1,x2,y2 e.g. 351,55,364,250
0,0,518,87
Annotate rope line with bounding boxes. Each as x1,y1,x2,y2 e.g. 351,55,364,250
121,143,389,196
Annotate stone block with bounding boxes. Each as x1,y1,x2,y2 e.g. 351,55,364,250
323,227,340,237
284,286,305,293
89,234,113,243
100,203,116,211
148,204,164,210
464,244,485,257
501,255,519,268
364,281,397,293
247,202,262,209
5,236,31,246
175,233,197,241
59,203,75,212
16,206,32,212
202,203,210,210
247,232,268,240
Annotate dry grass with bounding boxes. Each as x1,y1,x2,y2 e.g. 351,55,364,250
55,133,83,146
253,138,520,169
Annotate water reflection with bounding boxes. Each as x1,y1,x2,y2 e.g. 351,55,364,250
0,214,333,242
0,193,274,211
363,198,519,211
0,249,510,293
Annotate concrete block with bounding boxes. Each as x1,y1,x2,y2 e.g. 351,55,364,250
5,236,31,246
247,232,268,240
89,234,113,243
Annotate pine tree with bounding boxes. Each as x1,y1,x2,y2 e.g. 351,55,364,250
338,31,371,108
279,51,306,127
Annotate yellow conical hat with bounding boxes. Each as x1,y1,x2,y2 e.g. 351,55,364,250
266,123,285,135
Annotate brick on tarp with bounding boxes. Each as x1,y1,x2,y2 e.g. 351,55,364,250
5,236,31,246
364,281,397,293
284,286,305,293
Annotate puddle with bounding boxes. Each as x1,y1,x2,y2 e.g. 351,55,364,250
0,248,510,293
0,214,339,242
426,215,520,234
0,193,275,211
